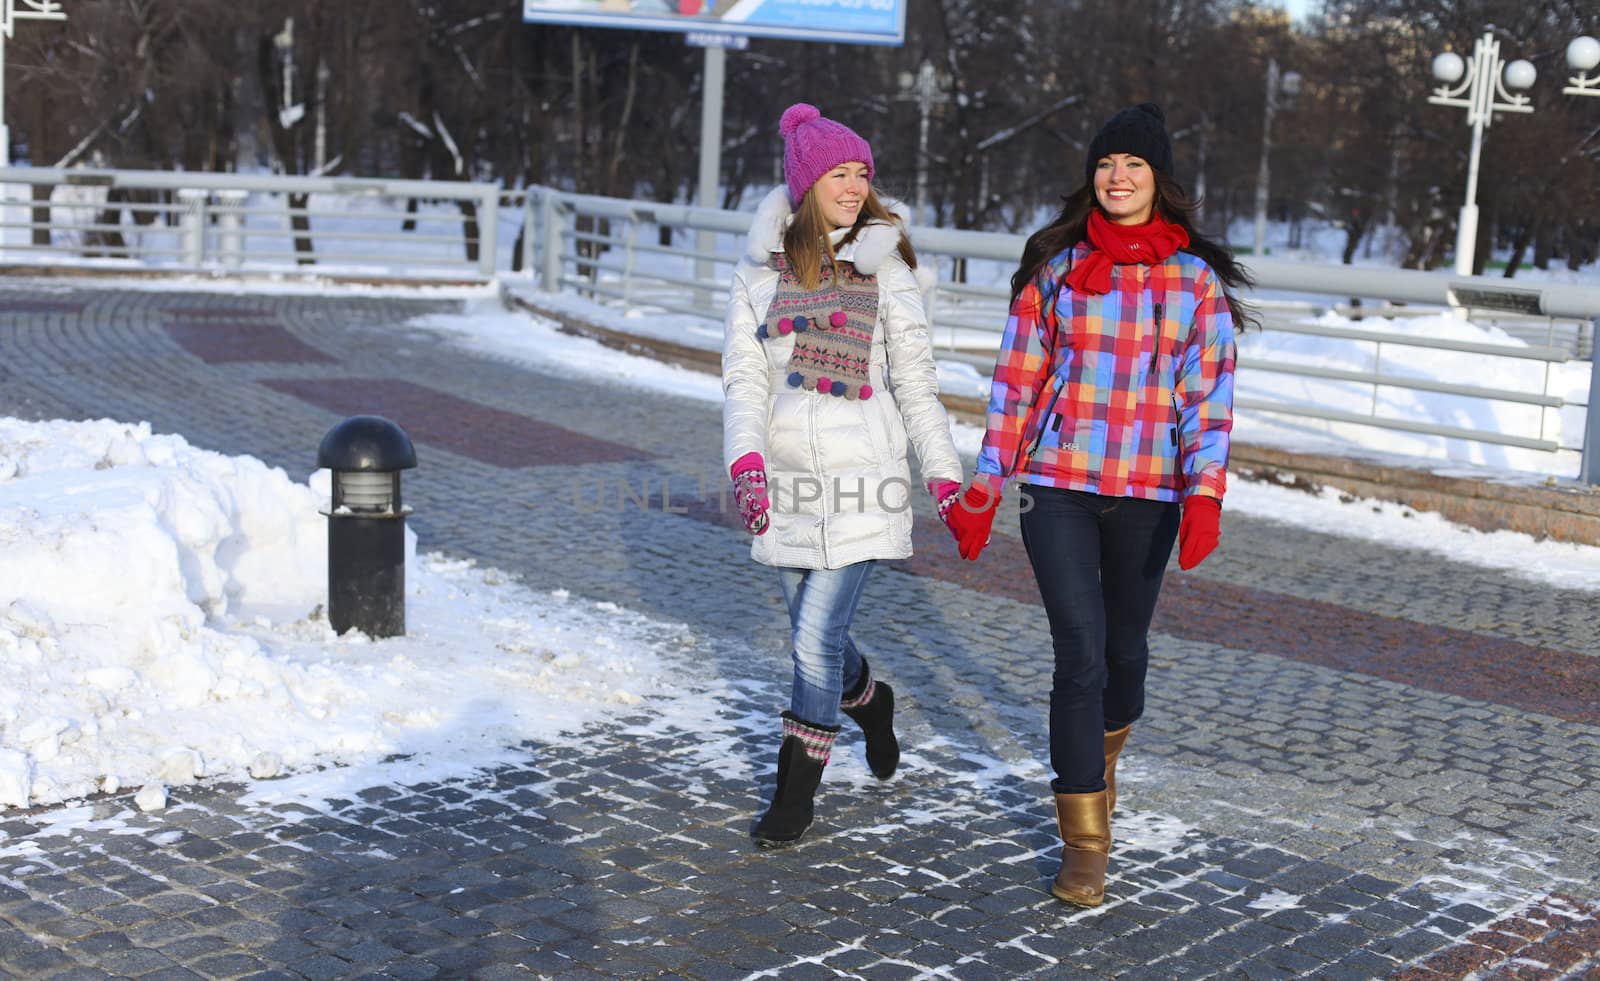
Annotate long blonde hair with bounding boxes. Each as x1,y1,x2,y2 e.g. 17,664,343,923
782,186,918,291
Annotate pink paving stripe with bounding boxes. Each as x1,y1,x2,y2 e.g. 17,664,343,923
163,307,283,320
669,495,1600,725
1390,895,1600,978
0,300,87,315
262,377,653,468
891,517,1600,725
164,310,334,364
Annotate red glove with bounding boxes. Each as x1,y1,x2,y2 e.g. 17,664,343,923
946,480,1001,561
730,452,769,536
1178,495,1220,570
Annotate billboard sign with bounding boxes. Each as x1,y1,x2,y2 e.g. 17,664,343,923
523,0,905,46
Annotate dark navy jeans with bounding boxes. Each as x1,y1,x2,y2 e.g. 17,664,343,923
1019,485,1179,794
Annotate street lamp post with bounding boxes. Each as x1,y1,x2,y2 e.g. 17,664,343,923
0,0,68,167
1427,29,1536,277
1252,58,1301,256
1566,35,1600,98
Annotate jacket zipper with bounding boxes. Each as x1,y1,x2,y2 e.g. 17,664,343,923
809,396,827,566
1153,299,1179,446
1150,301,1164,371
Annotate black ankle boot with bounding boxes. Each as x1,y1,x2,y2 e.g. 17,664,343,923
841,660,899,780
753,713,836,847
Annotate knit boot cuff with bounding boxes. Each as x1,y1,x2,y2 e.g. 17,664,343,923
781,712,840,765
839,677,877,711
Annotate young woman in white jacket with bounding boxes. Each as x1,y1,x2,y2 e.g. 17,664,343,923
722,103,965,846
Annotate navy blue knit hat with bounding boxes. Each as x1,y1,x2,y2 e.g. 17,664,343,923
1084,103,1174,184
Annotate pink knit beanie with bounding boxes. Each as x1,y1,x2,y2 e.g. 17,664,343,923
780,103,874,206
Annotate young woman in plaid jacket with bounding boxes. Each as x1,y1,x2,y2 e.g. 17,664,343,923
947,103,1257,907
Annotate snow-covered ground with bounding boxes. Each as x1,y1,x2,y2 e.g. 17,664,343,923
0,417,683,813
1233,310,1589,477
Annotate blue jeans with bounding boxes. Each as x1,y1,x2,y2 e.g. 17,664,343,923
777,562,874,726
1019,486,1178,794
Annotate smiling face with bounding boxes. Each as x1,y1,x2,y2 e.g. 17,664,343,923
1093,153,1157,225
811,162,871,231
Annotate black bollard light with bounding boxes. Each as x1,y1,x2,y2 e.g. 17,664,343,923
317,415,417,638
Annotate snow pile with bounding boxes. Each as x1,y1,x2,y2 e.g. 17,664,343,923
0,418,679,810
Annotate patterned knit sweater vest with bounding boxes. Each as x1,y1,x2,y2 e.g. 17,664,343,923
758,254,879,400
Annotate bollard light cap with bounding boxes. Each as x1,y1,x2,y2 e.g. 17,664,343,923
317,415,417,472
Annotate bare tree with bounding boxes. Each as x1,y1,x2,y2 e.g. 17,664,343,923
0,0,1590,276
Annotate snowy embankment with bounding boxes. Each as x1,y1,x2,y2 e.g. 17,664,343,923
0,418,680,811
1234,310,1591,478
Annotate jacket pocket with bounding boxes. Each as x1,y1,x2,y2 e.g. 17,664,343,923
1019,348,1076,468
1035,418,1098,479
1169,390,1183,448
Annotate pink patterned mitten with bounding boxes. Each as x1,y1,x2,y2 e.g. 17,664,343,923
730,452,770,535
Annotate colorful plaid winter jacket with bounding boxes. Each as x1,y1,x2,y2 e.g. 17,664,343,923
974,243,1237,503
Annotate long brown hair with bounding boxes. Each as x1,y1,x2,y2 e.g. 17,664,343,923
1008,173,1259,331
783,186,917,291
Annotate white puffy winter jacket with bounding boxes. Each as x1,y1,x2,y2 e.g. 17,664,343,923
722,187,964,570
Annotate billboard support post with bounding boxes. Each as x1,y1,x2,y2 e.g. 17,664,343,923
696,43,725,307
524,0,906,308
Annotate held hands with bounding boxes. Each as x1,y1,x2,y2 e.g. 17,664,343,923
931,480,961,533
730,452,770,536
945,479,1001,561
1177,495,1221,570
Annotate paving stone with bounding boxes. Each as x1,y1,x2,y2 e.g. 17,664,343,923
94,946,180,974
0,283,1595,981
41,968,112,981
367,961,440,981
3,947,76,975
289,953,359,980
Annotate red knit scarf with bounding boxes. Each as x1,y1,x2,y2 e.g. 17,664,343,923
1064,210,1191,296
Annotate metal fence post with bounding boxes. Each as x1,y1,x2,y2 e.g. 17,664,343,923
539,191,562,292
521,188,537,278
1583,318,1600,485
623,215,639,308
478,185,499,277
214,189,248,266
176,189,208,266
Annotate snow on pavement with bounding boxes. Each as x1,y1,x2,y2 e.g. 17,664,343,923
0,418,684,812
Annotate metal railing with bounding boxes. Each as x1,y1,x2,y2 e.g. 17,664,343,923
0,167,1597,482
1230,320,1573,452
0,166,502,278
519,185,1600,484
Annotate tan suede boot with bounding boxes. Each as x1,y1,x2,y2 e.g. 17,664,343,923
1103,725,1132,815
1051,790,1111,906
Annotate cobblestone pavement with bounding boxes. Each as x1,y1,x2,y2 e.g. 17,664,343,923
1,281,1598,980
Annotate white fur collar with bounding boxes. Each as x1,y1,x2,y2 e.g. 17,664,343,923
743,185,910,276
